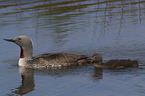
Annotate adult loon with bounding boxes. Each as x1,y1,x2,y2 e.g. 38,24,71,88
90,54,138,69
4,35,90,69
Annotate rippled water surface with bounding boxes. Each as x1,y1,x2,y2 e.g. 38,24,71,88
1,0,145,96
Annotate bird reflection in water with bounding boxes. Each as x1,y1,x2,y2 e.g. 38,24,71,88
10,67,35,95
8,64,104,95
92,67,103,81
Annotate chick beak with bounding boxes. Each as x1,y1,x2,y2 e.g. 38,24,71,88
87,57,92,60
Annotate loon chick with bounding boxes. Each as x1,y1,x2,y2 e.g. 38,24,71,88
4,35,89,68
90,54,138,69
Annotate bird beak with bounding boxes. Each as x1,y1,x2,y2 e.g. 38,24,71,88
3,39,15,43
87,57,92,60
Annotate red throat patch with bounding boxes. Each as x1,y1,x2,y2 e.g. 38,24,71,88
20,47,24,58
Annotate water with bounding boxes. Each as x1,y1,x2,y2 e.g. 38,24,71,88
1,0,145,96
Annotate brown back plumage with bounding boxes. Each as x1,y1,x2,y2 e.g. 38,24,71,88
103,59,138,69
91,54,139,69
30,53,88,67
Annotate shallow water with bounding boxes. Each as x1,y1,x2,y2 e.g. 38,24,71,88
1,0,145,96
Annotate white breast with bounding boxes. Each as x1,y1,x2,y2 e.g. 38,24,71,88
19,58,27,67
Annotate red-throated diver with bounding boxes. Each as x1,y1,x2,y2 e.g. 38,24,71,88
4,35,89,68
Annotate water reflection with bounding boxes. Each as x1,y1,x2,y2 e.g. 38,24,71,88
1,0,145,45
93,68,103,80
9,67,35,96
8,65,104,95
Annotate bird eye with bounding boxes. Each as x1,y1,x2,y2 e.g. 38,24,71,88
18,38,21,40
94,56,97,59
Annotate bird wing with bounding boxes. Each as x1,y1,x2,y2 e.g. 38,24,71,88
32,53,87,66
